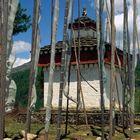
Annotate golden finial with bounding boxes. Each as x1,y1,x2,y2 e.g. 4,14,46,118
82,7,87,16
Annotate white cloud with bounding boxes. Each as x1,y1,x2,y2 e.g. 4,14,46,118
88,0,125,14
102,0,140,53
105,0,124,14
114,2,140,51
11,41,31,67
105,0,140,14
13,41,31,53
13,57,30,68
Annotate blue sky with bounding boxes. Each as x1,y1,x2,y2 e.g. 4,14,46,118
13,0,140,67
13,0,97,67
14,0,96,45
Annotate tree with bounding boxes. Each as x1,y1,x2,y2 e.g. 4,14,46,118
13,3,31,36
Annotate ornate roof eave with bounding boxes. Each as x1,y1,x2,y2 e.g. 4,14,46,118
39,39,124,57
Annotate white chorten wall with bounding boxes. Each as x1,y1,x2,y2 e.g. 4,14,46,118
44,63,122,110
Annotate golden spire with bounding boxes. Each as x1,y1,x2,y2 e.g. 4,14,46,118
82,7,87,16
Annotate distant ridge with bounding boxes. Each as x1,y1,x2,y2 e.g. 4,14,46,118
11,62,31,74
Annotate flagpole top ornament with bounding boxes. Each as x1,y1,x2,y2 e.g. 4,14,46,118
82,7,87,16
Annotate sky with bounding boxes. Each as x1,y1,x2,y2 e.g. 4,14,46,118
13,0,140,67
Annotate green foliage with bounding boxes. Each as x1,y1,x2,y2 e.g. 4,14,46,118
11,67,44,109
135,88,140,113
35,67,44,110
135,64,140,113
136,64,140,85
11,69,30,107
13,3,31,36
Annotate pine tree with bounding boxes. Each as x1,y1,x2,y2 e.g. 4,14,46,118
13,3,31,36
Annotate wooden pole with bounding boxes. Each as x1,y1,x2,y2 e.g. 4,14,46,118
105,0,111,43
126,3,132,136
0,1,18,138
65,1,74,135
56,0,70,139
105,0,117,42
109,0,115,139
45,0,59,139
50,0,54,45
95,1,105,138
76,0,81,126
130,0,137,138
65,63,71,135
126,0,132,132
99,0,105,139
0,0,8,139
25,0,40,138
136,26,140,59
73,31,88,127
122,0,129,131
72,11,88,126
74,2,88,127
95,0,100,67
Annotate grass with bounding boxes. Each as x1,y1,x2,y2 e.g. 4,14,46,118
5,117,140,140
5,117,44,137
